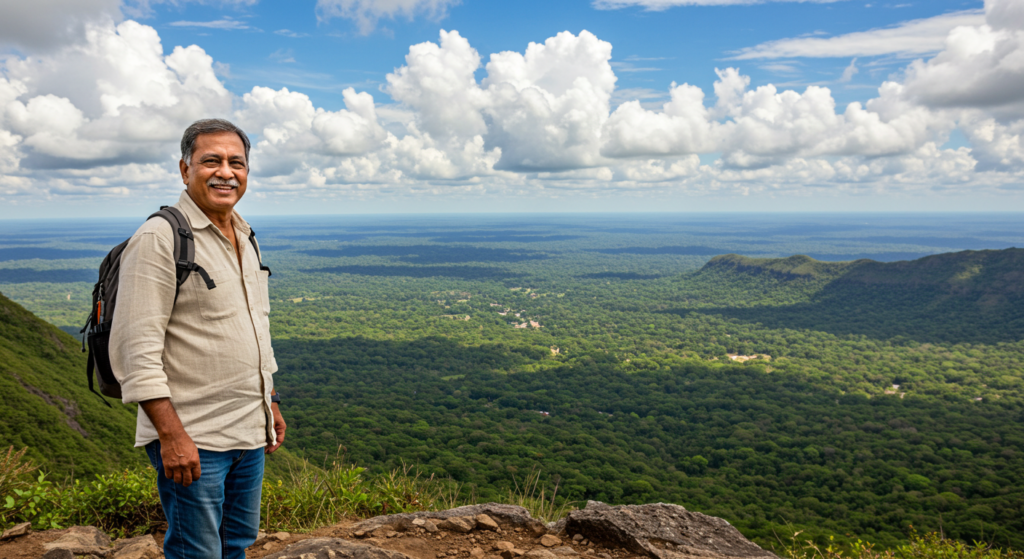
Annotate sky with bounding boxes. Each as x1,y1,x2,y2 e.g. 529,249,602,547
0,0,1022,217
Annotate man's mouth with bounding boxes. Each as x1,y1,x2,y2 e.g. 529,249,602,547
207,179,239,192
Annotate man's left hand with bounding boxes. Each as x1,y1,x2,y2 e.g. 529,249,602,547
266,402,286,454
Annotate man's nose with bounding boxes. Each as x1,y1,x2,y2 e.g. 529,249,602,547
215,160,235,177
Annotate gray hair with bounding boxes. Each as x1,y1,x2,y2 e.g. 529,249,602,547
180,119,251,168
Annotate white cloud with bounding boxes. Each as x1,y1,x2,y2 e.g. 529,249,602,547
3,10,1024,205
730,10,985,59
316,0,461,34
839,58,859,82
169,17,251,30
0,0,122,51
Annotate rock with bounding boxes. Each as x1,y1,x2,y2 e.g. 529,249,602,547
265,542,279,551
529,523,548,537
43,526,112,556
265,538,417,559
438,517,474,533
423,521,439,533
539,535,561,548
563,502,777,559
352,504,546,537
493,542,516,552
572,535,584,543
112,535,161,559
475,514,500,531
1,521,31,540
597,554,611,559
272,532,293,541
526,551,558,559
553,547,579,556
41,550,75,559
471,547,486,558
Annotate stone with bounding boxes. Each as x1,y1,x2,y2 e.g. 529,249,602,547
265,542,279,551
563,502,777,559
413,519,427,526
43,525,112,556
438,517,474,533
265,538,418,559
423,521,439,533
475,514,499,531
0,521,30,540
493,542,516,552
41,550,75,559
553,547,579,556
471,547,486,558
351,504,546,537
272,532,293,541
526,551,558,559
539,535,561,548
112,535,161,559
572,534,584,543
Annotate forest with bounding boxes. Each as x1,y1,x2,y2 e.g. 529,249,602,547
1,213,1023,550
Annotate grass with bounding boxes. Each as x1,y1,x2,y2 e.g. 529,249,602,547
772,530,1024,559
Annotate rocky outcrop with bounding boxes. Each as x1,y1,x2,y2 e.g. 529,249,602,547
352,503,547,537
559,502,776,559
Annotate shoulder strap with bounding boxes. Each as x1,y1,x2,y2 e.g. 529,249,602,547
248,228,272,276
149,206,217,301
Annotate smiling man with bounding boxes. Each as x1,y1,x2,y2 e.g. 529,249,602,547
110,119,285,559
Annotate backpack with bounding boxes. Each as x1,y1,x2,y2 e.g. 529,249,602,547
81,205,271,406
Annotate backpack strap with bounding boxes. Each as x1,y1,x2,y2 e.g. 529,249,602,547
248,228,272,276
149,206,217,301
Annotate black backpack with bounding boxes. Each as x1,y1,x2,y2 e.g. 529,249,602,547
81,206,271,406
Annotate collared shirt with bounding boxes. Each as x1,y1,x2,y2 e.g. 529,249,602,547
110,191,278,451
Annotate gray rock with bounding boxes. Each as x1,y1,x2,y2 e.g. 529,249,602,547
265,538,417,559
552,547,579,556
563,502,776,559
437,517,474,533
352,504,546,536
112,534,161,559
41,549,76,559
1,521,31,540
475,514,499,531
43,525,113,556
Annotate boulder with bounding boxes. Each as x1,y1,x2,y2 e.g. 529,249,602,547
351,504,546,536
265,538,417,559
43,525,113,556
563,502,776,559
1,521,31,540
112,534,161,559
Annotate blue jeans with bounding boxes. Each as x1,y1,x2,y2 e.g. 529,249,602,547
146,441,264,559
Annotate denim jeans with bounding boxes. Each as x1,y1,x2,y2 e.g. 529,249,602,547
146,441,264,559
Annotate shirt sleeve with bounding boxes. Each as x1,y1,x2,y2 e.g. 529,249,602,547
109,227,177,404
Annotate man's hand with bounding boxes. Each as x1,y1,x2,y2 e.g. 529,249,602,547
140,398,202,487
160,433,201,487
266,402,286,454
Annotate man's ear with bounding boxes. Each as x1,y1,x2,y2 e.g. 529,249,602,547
179,159,189,185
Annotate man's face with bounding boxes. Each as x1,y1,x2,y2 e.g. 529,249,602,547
180,131,248,215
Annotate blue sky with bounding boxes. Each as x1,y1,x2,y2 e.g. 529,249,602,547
0,0,1021,217
158,0,979,111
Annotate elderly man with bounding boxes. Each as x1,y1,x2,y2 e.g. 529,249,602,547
110,119,285,559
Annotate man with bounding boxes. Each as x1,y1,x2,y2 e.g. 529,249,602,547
110,119,286,559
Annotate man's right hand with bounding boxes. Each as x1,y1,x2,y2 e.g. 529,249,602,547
140,397,202,487
160,433,201,486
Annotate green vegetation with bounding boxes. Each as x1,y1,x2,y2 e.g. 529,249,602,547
2,215,1023,552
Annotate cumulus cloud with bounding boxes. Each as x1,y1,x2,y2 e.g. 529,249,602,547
730,10,985,59
0,0,122,51
316,0,461,34
2,6,1024,204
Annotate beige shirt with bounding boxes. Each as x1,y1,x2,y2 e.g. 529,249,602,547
110,191,278,451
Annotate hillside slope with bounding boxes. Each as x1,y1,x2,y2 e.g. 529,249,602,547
0,291,144,478
686,248,1024,343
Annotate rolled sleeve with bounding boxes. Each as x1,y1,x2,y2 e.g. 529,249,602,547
109,227,176,404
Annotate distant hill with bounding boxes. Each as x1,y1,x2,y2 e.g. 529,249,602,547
0,291,143,478
681,248,1024,343
0,292,306,480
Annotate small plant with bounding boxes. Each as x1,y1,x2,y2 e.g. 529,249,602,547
0,446,37,499
502,466,576,523
773,530,1024,559
60,468,162,539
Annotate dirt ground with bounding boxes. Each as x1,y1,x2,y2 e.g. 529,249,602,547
0,517,642,559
